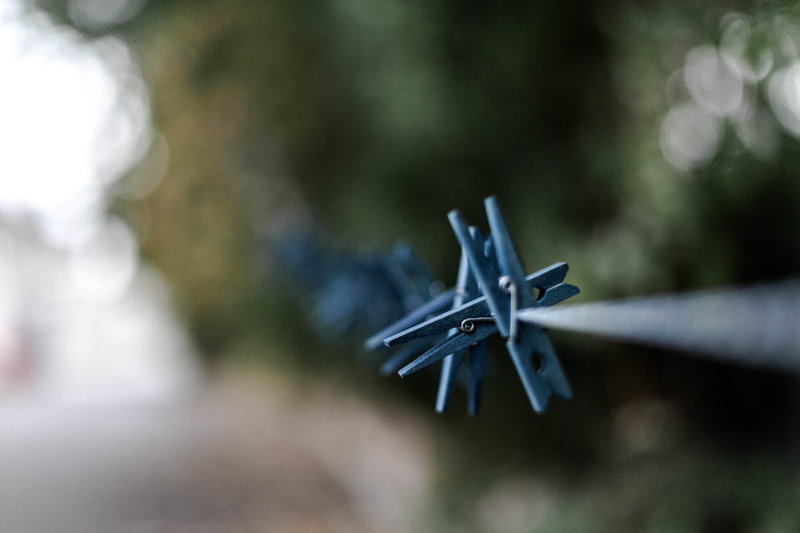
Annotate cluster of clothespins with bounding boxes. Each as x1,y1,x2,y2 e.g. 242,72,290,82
272,232,443,339
274,197,798,416
366,197,579,415
274,196,799,417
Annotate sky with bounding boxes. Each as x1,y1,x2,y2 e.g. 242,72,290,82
0,0,151,249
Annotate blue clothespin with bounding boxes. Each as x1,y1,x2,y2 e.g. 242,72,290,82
272,230,451,340
363,244,450,375
364,238,488,411
435,234,487,415
378,196,579,414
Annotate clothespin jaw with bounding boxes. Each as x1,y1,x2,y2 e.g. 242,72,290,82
366,196,579,415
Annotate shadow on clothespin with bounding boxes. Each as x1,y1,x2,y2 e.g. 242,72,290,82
367,196,579,415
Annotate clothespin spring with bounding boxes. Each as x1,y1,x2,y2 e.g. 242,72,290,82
460,316,495,334
498,275,519,341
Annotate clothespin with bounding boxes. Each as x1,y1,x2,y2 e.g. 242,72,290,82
273,231,450,340
364,244,487,407
363,244,451,375
373,196,579,414
435,236,487,415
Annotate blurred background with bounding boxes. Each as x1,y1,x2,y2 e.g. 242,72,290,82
1,0,799,531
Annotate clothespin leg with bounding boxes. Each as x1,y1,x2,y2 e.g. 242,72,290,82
527,326,572,399
436,348,465,413
506,336,552,412
484,196,529,290
380,337,436,376
365,289,455,350
467,340,488,416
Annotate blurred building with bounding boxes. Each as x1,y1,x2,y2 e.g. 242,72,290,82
0,215,199,404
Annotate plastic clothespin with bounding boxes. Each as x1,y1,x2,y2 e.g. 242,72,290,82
376,196,579,414
363,244,451,375
435,230,488,415
365,231,491,413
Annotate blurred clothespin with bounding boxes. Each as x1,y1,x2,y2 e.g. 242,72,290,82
369,196,579,414
272,231,447,340
363,244,450,375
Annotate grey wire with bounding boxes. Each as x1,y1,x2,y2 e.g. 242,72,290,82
517,280,800,371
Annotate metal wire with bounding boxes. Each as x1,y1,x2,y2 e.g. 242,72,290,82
517,279,800,371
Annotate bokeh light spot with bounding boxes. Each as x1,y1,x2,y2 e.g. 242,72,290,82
768,62,800,139
660,102,721,171
684,45,745,118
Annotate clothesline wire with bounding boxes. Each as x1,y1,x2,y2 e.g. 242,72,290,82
516,279,800,371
